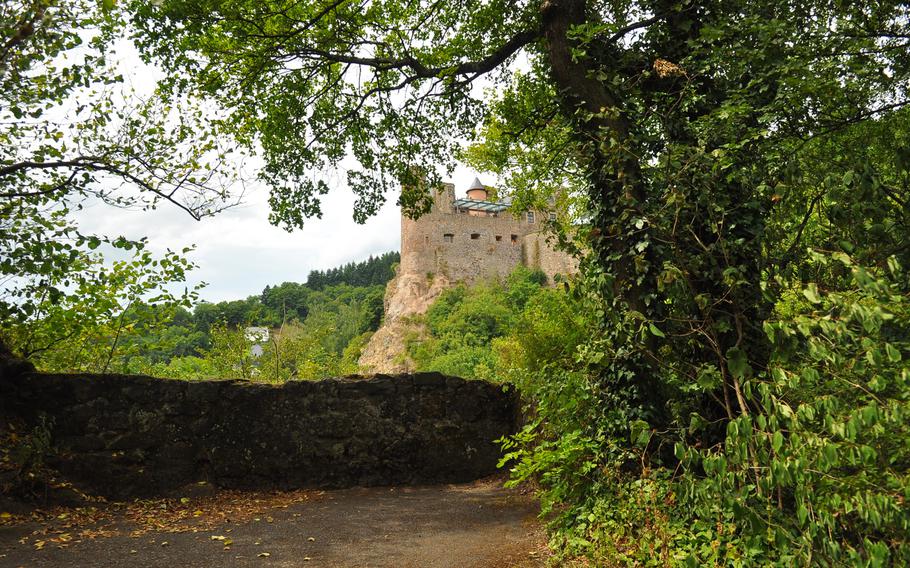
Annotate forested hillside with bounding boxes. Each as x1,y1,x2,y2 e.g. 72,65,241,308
3,252,398,381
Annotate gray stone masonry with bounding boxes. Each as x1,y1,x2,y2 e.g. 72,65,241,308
0,369,519,500
401,182,576,284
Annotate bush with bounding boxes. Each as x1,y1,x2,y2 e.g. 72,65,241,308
501,254,910,566
678,254,910,565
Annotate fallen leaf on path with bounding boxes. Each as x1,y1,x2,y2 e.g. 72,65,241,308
5,488,313,544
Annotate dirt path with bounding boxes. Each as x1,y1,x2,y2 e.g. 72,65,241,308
0,478,548,568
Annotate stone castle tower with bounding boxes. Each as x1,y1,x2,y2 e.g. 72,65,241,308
399,178,575,284
359,178,576,373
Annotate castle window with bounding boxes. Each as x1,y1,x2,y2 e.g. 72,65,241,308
511,234,518,244
444,233,454,242
526,211,535,224
425,235,429,244
470,233,480,240
495,235,502,242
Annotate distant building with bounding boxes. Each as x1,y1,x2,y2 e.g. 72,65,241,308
359,177,577,372
245,326,269,358
399,177,577,285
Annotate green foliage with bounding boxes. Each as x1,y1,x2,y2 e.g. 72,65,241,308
9,415,54,481
499,257,910,565
677,255,910,566
2,241,200,373
2,415,56,498
8,248,396,379
1,0,242,367
408,267,550,380
192,252,397,333
304,252,399,290
0,0,239,220
137,320,360,383
129,1,538,224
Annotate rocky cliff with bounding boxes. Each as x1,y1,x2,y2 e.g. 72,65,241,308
358,269,451,373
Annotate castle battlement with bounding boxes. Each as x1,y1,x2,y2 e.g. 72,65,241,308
359,177,576,373
401,178,574,284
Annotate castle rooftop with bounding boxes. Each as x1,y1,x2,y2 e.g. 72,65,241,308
452,197,510,213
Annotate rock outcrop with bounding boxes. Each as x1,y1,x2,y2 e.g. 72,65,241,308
358,270,451,373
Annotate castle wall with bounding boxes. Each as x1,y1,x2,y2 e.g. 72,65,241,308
401,183,548,285
360,181,578,373
402,213,528,284
521,232,579,282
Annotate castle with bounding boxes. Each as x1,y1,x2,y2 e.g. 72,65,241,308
400,177,577,284
359,178,576,372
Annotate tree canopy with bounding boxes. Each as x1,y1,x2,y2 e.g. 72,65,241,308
3,0,908,563
1,0,244,335
130,1,910,562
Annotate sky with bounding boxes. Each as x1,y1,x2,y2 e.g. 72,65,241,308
67,32,490,303
72,168,484,303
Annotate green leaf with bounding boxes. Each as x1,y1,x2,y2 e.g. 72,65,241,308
726,347,751,379
771,431,783,453
629,419,650,447
648,323,666,338
802,283,821,304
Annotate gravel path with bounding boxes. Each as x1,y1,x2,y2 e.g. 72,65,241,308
0,478,548,568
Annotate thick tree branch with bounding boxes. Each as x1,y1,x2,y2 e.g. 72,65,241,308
541,0,627,136
290,28,539,80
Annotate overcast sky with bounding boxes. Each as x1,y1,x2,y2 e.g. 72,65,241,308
72,168,484,303
67,34,489,303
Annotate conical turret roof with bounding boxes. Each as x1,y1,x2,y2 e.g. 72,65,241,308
468,176,485,190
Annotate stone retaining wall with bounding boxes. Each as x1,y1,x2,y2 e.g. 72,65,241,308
0,370,518,499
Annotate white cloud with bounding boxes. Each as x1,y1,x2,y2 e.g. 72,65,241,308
71,167,487,303
65,33,496,303
71,181,394,302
